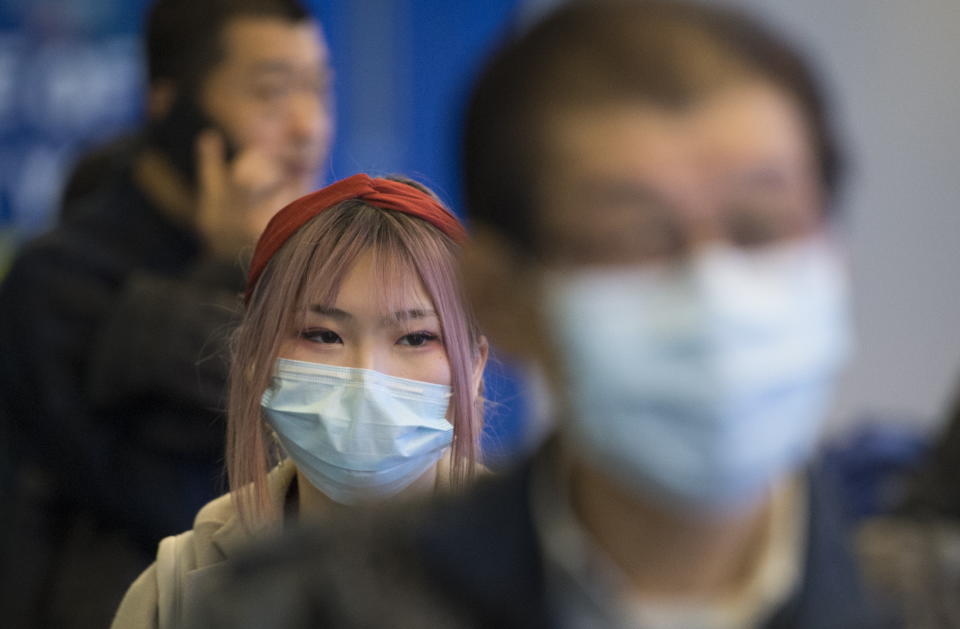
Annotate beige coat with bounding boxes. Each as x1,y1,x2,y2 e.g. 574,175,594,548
111,456,466,629
110,461,298,629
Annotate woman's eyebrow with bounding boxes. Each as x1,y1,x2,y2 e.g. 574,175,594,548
308,306,437,323
309,305,352,320
387,309,438,323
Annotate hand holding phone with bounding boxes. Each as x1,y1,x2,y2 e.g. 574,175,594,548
194,131,308,261
147,96,238,187
148,95,311,259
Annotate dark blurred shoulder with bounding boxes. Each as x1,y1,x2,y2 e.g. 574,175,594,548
191,461,548,629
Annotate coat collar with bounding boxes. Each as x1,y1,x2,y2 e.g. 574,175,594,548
208,460,299,560
417,456,553,629
417,448,885,629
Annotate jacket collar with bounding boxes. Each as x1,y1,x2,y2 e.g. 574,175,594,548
209,459,299,559
417,448,885,629
764,463,890,628
417,455,552,629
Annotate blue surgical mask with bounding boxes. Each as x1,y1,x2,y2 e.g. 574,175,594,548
261,359,453,505
544,237,852,513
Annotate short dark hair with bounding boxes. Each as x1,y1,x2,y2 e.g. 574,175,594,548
146,0,311,93
462,0,843,253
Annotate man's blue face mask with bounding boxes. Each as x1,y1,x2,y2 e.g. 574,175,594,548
543,236,852,514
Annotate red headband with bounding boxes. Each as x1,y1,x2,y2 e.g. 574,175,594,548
244,174,467,303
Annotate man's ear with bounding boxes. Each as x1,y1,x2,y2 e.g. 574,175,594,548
461,226,543,362
148,79,176,120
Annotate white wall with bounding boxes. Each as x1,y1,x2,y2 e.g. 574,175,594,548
718,0,960,434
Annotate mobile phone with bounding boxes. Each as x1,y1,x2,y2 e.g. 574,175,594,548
146,96,239,188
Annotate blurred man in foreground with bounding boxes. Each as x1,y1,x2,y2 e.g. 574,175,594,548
0,0,331,626
195,1,891,627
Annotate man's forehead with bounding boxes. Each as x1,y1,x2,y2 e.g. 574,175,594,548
219,16,327,69
532,86,820,254
540,104,698,207
542,85,813,194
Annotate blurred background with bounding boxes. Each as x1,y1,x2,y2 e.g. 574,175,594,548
1,0,959,461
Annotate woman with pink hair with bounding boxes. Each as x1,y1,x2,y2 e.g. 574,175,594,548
112,174,488,629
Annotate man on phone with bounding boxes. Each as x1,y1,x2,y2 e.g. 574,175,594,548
0,1,332,627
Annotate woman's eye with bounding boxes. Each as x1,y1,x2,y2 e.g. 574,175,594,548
397,332,439,347
301,329,342,344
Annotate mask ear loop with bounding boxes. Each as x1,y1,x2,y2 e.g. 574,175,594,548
264,423,302,518
261,373,290,468
267,425,289,468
